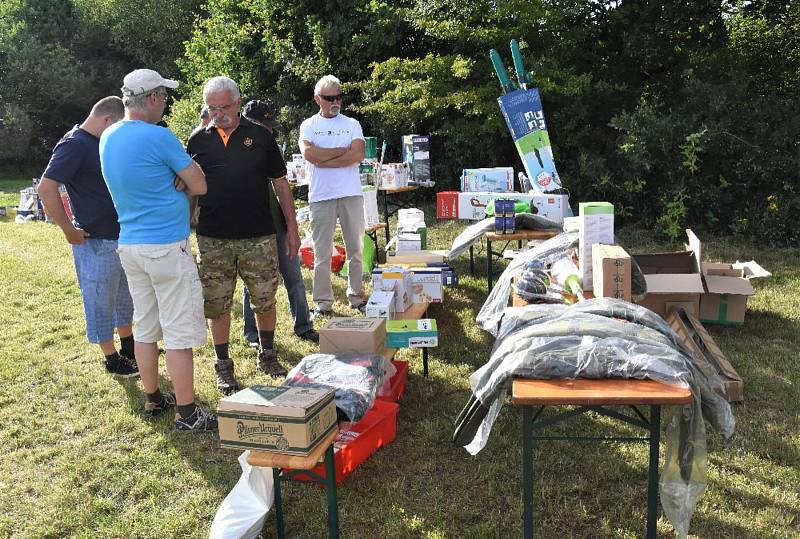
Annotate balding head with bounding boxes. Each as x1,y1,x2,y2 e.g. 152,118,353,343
91,96,124,123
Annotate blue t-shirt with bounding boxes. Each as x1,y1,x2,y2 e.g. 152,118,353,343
99,120,193,245
41,125,120,240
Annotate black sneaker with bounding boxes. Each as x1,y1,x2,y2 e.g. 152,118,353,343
215,358,240,395
105,354,140,379
257,347,288,377
298,329,320,343
353,300,368,314
310,307,332,321
173,405,218,432
144,392,176,418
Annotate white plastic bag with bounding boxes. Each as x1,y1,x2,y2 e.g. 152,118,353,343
209,451,274,539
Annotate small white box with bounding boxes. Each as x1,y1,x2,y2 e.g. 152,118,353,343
397,233,422,252
365,290,396,319
372,267,413,312
579,202,615,291
410,268,443,303
379,163,409,189
531,194,569,224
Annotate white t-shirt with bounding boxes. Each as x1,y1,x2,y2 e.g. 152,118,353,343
298,113,364,203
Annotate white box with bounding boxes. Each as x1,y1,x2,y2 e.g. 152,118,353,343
457,192,536,220
531,194,569,224
365,290,396,319
362,186,379,228
579,202,615,291
379,163,409,189
397,233,422,252
371,267,413,312
461,167,514,192
410,268,443,303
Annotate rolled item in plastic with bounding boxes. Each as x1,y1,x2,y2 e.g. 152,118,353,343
550,256,584,300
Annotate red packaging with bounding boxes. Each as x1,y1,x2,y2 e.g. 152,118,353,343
436,191,459,219
377,360,409,402
300,245,346,272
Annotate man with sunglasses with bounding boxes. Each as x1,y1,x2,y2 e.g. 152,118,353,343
299,75,367,319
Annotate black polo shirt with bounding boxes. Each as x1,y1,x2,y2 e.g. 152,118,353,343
187,117,288,239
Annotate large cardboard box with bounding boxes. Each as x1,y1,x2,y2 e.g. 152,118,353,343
530,193,569,224
461,167,514,192
386,319,438,348
410,267,444,303
666,309,743,402
402,135,431,183
457,192,537,220
592,244,632,301
633,229,704,318
578,202,615,291
700,260,770,325
386,250,447,265
436,191,459,219
218,386,338,454
319,317,386,355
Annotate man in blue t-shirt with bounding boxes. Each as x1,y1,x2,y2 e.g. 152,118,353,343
100,68,215,432
38,96,139,378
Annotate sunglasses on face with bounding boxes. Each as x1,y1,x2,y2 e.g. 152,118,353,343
319,94,342,103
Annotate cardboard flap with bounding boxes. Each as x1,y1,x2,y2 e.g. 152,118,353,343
704,275,754,296
703,262,743,277
644,273,705,293
669,310,742,384
732,260,771,279
685,229,702,272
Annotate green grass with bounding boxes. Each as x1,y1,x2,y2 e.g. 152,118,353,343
0,177,34,207
1,203,798,538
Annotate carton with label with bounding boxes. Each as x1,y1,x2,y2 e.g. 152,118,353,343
372,267,414,312
461,167,514,192
700,260,770,324
436,191,459,219
397,232,422,252
402,134,431,184
457,192,535,220
592,244,632,301
379,163,409,189
410,267,444,303
531,193,569,224
218,385,337,454
578,202,615,291
365,289,396,319
386,250,448,265
319,317,386,355
386,319,438,348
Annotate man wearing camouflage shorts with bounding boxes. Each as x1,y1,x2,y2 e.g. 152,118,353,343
187,76,300,393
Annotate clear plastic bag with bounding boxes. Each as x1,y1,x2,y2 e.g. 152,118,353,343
457,298,735,538
283,353,394,422
209,451,274,539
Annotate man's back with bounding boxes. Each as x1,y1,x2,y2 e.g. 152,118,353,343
100,120,192,245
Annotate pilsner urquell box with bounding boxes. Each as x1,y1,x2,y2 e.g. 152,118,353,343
218,385,337,455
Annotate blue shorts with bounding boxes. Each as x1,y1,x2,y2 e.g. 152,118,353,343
72,239,134,344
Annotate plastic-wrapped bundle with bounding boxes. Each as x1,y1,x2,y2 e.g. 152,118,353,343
446,214,562,261
283,353,394,423
455,299,735,538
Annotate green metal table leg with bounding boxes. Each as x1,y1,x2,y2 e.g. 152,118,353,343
324,444,340,538
523,406,535,539
487,239,493,292
469,245,475,276
273,467,285,539
381,190,390,244
647,405,661,539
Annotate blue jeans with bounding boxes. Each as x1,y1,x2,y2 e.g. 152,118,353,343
243,227,312,341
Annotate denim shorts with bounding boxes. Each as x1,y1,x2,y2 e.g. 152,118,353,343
72,239,134,343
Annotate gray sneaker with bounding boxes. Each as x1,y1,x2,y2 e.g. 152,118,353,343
173,405,218,432
257,348,288,378
215,359,240,395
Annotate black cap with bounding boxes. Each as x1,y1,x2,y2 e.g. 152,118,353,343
243,99,278,128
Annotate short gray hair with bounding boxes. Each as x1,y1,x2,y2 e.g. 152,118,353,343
123,86,164,110
314,75,341,96
203,76,240,100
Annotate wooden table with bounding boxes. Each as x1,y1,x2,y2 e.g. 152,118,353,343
248,427,341,538
468,229,559,292
382,301,432,377
378,185,420,243
512,378,692,539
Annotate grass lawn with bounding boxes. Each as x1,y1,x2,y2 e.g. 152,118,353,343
0,177,35,207
0,198,798,538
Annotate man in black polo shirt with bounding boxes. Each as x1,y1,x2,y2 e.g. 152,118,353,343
187,76,300,393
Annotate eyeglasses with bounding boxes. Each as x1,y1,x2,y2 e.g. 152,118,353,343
151,91,169,103
319,94,342,103
207,102,237,112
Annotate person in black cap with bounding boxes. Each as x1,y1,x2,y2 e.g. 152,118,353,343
241,99,318,345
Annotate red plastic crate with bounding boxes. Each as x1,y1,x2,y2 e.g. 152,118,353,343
287,399,399,485
377,360,409,402
299,245,346,272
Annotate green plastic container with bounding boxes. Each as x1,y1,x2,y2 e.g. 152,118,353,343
365,137,378,159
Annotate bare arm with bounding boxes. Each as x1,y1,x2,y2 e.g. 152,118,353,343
300,140,349,165
271,176,300,260
175,161,207,196
37,177,88,245
316,138,365,168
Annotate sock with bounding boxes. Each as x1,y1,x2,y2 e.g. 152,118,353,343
177,402,196,419
214,343,230,360
105,352,120,364
120,335,134,357
145,389,163,404
258,330,275,350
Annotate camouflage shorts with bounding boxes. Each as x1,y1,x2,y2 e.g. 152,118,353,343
196,234,279,319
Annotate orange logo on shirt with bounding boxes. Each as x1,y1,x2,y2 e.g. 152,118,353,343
243,137,253,147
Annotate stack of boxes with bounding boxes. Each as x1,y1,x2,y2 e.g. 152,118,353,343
493,198,516,235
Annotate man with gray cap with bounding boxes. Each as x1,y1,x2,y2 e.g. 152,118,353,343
100,68,216,432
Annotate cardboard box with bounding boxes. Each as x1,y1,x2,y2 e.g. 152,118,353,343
402,135,431,183
457,192,536,220
633,229,704,318
436,191,459,219
386,250,447,265
699,260,770,325
379,163,409,189
362,185,380,228
461,167,514,192
410,267,444,303
218,386,338,454
319,317,386,355
371,267,413,312
592,244,632,301
397,232,422,252
578,202,615,291
386,319,438,348
666,309,743,402
531,193,569,224
365,290,396,319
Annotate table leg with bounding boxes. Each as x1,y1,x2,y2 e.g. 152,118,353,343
324,444,340,538
273,467,285,539
469,245,475,276
647,405,661,539
422,305,429,377
381,190,390,245
487,239,493,292
523,406,535,539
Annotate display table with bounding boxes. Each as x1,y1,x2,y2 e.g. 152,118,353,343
382,301,432,377
512,378,692,539
469,230,560,292
248,427,341,539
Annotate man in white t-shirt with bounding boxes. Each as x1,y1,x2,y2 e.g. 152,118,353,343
298,75,366,318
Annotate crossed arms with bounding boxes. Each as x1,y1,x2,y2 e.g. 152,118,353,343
300,138,365,168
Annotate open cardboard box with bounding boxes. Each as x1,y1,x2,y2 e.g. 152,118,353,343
633,229,705,318
700,260,770,325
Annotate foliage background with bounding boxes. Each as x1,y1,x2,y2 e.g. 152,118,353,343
1,0,798,244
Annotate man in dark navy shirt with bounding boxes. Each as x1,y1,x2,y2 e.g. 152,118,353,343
38,96,139,377
187,76,300,393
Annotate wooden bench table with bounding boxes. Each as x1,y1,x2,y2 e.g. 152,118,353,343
468,229,559,292
512,378,692,538
382,301,432,376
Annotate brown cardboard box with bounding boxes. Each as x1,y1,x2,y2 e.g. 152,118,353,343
666,308,743,402
699,260,770,325
218,385,338,454
319,317,386,355
633,229,704,318
591,244,632,301
386,249,447,265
